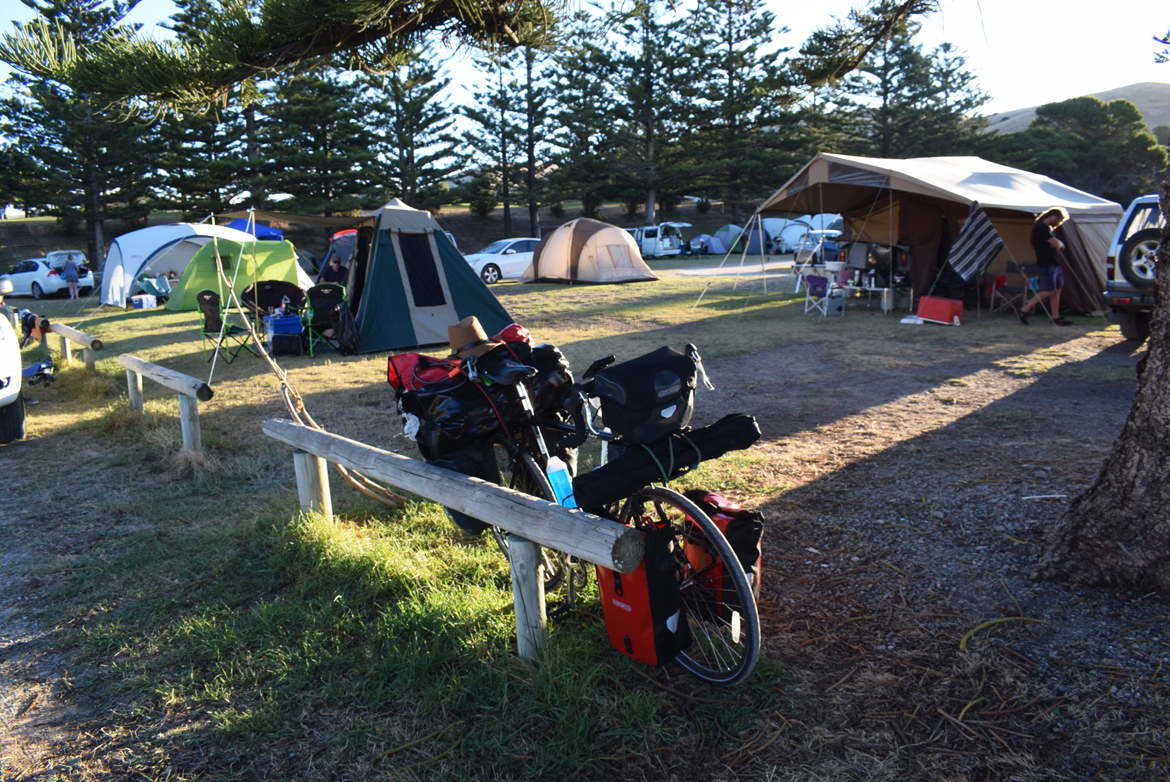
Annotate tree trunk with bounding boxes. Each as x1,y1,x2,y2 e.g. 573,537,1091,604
1034,176,1170,591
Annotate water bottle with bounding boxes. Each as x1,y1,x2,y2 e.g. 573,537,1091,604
280,296,290,317
545,455,576,508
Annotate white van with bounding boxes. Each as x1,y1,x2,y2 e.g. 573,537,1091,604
627,223,690,258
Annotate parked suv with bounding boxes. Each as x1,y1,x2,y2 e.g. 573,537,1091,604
1105,194,1164,342
0,277,25,443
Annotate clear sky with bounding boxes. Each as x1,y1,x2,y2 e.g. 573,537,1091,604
3,0,1169,115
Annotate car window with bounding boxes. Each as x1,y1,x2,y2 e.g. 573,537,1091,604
517,240,538,253
1122,203,1164,243
645,228,657,239
479,240,510,255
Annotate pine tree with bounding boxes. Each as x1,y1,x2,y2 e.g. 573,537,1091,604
681,0,794,222
1,0,160,263
362,51,465,211
258,68,373,214
462,57,523,232
544,11,622,219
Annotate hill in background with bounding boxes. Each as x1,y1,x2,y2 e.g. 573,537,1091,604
983,81,1170,143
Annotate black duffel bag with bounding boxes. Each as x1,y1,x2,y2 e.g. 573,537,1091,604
572,414,761,510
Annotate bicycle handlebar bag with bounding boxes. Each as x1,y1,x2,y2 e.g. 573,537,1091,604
592,346,697,445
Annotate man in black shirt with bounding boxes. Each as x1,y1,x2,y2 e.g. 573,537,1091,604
318,256,348,284
1017,207,1071,326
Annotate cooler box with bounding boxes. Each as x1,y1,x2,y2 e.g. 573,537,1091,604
264,315,304,356
264,314,303,335
130,294,157,309
917,296,962,326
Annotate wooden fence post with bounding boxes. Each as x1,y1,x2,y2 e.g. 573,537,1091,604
509,535,548,657
177,394,201,451
126,369,143,411
293,449,333,522
58,333,72,364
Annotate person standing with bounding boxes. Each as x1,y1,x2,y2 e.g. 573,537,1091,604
1017,207,1072,326
61,254,81,300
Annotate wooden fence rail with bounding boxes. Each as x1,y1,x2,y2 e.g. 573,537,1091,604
261,417,645,660
50,321,103,372
118,353,213,451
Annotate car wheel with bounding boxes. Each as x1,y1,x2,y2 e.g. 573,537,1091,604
480,264,501,284
1118,310,1152,342
0,395,26,444
30,282,45,299
1119,229,1160,289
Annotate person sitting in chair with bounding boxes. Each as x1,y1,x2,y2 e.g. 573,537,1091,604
318,256,348,283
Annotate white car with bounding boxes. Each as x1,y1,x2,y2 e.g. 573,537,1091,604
465,237,540,284
0,278,25,443
2,255,95,299
1104,193,1162,341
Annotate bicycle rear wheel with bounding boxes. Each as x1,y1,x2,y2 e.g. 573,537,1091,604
623,486,760,685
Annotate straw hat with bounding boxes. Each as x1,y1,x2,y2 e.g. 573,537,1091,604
448,316,502,358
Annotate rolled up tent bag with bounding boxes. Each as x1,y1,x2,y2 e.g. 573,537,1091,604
573,414,761,510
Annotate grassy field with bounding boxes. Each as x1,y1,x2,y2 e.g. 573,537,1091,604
4,271,805,780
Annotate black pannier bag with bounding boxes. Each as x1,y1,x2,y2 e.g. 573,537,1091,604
573,414,761,510
596,525,692,666
592,346,698,445
388,352,524,459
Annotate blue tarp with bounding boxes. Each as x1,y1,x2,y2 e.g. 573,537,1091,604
227,218,283,241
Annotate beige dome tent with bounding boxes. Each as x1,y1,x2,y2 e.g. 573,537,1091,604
523,218,659,284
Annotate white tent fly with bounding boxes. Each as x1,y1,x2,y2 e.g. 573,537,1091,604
100,223,259,307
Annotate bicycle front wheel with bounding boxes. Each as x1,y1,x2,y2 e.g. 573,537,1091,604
623,486,761,685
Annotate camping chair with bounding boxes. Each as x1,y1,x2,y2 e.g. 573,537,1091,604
302,283,347,357
241,280,306,317
138,276,171,303
196,290,258,364
241,280,307,337
1004,262,1052,321
804,275,840,318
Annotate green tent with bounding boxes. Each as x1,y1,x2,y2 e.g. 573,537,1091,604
348,200,513,352
165,239,311,311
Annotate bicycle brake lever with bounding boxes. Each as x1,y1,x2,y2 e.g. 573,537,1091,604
686,343,715,391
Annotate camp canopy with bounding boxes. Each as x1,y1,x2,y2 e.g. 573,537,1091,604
165,239,313,310
100,223,257,308
524,218,658,284
757,153,1123,312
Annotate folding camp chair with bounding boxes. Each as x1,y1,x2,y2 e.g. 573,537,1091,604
241,280,306,318
302,283,346,357
1005,262,1052,321
804,275,841,318
196,290,258,364
137,276,171,303
241,280,307,338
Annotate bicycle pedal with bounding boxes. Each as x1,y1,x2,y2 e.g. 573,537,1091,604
546,600,573,622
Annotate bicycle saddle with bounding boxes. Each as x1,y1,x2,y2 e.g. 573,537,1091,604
478,359,536,386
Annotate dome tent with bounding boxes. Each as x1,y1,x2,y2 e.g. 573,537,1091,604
523,219,658,284
100,223,258,308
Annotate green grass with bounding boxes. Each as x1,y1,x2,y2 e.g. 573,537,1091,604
6,276,1131,779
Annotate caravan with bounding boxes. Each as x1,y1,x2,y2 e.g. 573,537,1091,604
627,223,690,257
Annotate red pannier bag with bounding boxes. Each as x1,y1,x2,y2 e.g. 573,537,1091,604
682,491,763,621
596,526,691,667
